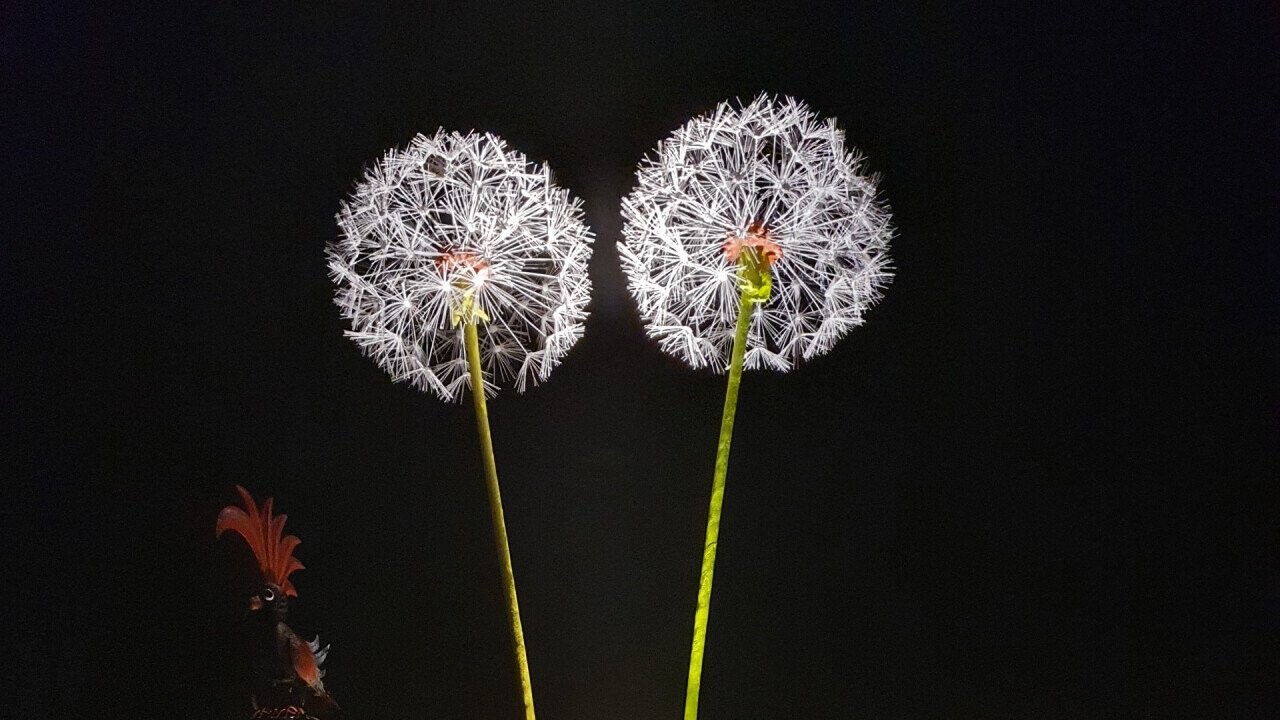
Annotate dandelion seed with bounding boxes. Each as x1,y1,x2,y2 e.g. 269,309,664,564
329,130,594,401
620,94,893,373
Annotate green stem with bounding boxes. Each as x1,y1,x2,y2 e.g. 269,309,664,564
465,320,536,720
684,288,755,720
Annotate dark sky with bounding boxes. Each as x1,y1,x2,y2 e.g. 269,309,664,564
8,2,1278,718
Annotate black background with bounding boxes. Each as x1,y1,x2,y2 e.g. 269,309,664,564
8,2,1278,718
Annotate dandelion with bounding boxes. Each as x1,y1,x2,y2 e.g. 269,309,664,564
330,130,593,401
619,95,893,719
329,129,594,720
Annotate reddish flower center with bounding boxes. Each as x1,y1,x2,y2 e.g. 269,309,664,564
435,250,490,274
722,222,782,265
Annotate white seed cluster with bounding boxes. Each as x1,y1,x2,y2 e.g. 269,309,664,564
329,130,594,400
619,95,893,372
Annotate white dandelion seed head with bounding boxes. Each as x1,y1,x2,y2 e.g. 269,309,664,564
328,130,594,401
619,94,893,373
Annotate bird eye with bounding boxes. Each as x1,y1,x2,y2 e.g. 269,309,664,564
261,587,276,601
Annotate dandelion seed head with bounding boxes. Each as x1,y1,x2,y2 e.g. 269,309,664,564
329,130,594,400
619,95,894,372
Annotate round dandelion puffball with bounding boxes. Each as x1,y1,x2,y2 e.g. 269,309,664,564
329,130,594,401
619,95,894,373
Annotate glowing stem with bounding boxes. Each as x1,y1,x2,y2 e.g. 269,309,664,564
465,319,536,720
684,279,757,720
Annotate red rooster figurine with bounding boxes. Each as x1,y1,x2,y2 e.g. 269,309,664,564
217,486,339,718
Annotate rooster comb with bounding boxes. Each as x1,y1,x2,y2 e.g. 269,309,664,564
216,485,304,597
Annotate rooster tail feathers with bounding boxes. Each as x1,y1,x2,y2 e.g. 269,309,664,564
216,485,304,596
309,635,331,674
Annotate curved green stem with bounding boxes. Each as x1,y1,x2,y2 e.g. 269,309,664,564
465,320,536,720
684,287,755,720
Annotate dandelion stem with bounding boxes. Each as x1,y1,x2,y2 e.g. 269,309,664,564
684,281,756,720
465,319,536,720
